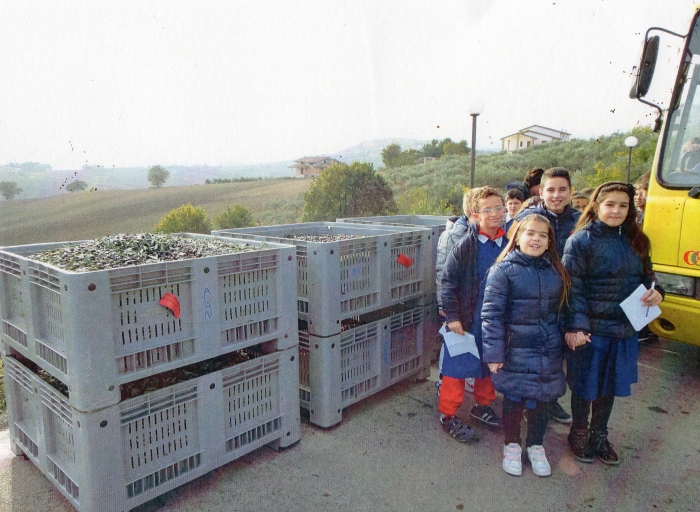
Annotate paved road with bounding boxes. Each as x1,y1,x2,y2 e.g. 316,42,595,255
2,337,699,512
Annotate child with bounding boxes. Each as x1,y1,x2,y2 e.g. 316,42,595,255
435,188,479,395
514,167,581,424
570,192,589,212
440,186,506,442
562,182,664,465
634,171,650,226
504,188,524,234
482,214,569,477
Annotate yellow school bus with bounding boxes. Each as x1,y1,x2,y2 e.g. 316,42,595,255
631,9,700,346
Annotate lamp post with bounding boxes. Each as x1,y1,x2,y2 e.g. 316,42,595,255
624,135,638,183
469,103,483,189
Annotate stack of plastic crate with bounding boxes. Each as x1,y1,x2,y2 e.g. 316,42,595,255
212,222,432,428
0,234,301,512
336,215,451,365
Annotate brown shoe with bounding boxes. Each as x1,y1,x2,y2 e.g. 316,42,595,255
590,431,620,465
568,429,594,463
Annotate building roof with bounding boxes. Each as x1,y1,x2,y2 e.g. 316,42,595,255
521,125,571,135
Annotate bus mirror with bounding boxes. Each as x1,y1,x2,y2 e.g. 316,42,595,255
630,35,660,99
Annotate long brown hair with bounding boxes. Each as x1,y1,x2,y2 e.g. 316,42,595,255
497,214,571,308
575,181,651,259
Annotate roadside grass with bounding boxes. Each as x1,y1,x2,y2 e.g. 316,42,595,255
0,358,5,412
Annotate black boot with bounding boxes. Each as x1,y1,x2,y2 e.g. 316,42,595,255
568,428,594,463
590,430,620,465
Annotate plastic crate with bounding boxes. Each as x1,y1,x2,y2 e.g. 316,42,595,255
213,223,431,337
0,234,297,412
2,341,301,512
299,301,428,428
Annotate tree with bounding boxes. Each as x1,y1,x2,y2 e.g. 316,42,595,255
302,162,397,221
66,180,88,192
147,165,170,188
0,181,22,200
381,144,403,168
154,203,212,234
214,204,255,229
442,139,470,156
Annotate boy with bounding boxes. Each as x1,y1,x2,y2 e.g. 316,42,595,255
571,192,589,212
634,171,650,226
504,188,524,233
439,186,506,442
514,167,581,423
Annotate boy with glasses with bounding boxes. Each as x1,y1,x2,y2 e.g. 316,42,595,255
439,186,507,442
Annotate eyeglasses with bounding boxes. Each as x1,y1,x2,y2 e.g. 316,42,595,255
477,206,506,215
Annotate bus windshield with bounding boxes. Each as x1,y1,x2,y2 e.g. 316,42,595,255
660,17,700,189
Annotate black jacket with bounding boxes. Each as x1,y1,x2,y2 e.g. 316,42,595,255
514,203,581,257
440,223,480,330
481,250,566,401
562,220,663,339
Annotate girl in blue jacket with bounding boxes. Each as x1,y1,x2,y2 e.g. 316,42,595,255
562,182,663,466
482,214,570,477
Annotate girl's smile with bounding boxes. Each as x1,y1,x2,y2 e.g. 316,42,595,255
518,220,549,257
596,191,630,228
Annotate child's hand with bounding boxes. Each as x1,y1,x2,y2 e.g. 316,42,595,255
565,331,590,350
641,288,663,307
447,320,465,335
438,308,447,318
488,363,503,374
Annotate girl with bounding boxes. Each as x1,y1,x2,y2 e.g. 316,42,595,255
562,182,663,465
481,214,570,477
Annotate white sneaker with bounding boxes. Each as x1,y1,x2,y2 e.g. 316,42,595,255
502,443,522,476
526,445,552,477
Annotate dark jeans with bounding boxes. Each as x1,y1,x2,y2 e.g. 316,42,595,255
502,397,549,447
570,393,615,433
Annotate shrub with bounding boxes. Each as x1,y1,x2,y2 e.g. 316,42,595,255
154,203,212,234
214,204,256,229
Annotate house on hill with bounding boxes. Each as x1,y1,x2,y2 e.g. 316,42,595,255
291,156,341,177
501,125,570,152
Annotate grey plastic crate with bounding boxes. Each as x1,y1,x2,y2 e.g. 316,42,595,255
213,222,431,337
0,234,297,412
298,301,428,428
2,341,300,512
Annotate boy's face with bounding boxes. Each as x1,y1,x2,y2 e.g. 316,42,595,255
474,195,506,231
506,198,522,217
539,177,571,214
571,197,589,212
634,188,647,209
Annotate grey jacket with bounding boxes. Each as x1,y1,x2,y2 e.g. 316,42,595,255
436,215,470,307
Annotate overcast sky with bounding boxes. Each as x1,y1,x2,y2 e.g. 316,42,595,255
0,0,697,169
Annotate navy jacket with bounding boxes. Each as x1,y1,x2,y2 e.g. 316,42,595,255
481,250,566,401
562,220,663,339
440,223,481,330
514,203,581,257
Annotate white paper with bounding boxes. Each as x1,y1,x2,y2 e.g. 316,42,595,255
619,284,662,332
439,325,480,359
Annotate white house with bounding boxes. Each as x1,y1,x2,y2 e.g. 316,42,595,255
501,125,571,152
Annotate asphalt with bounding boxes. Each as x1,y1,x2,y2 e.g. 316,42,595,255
2,337,700,512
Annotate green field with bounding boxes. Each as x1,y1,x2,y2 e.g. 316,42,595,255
0,178,311,247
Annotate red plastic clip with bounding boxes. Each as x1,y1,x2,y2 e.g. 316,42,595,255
397,254,413,268
159,293,181,318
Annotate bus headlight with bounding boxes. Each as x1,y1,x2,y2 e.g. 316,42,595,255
654,272,696,297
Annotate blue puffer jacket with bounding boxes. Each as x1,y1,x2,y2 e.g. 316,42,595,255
481,250,566,401
562,220,663,339
514,203,581,257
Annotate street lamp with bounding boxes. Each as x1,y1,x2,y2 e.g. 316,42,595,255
624,136,638,183
469,102,483,189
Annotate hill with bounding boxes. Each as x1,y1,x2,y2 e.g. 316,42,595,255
0,178,310,247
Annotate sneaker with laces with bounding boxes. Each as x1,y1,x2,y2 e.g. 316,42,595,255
590,432,620,465
548,401,572,424
470,404,501,427
440,416,479,443
568,429,594,463
526,445,552,477
502,443,522,476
